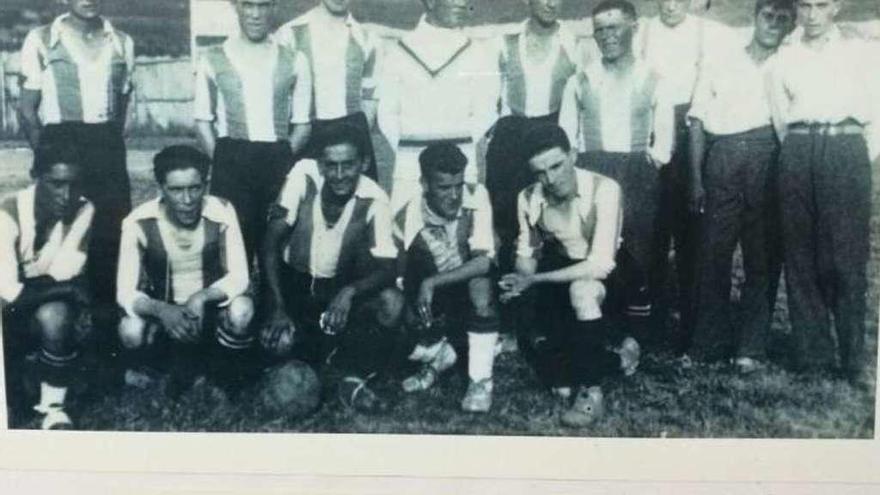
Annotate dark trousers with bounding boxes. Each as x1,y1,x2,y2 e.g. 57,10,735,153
691,127,782,362
40,123,130,308
517,247,620,389
211,138,294,265
654,104,700,352
779,131,871,374
280,265,399,378
306,112,377,182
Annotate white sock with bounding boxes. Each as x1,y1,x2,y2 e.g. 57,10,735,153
467,332,498,382
408,340,445,363
36,382,67,412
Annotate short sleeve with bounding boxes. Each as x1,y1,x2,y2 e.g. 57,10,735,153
290,51,313,125
368,197,398,260
20,29,45,91
122,33,136,94
0,211,24,304
467,185,495,259
192,54,217,123
275,166,308,225
514,190,538,260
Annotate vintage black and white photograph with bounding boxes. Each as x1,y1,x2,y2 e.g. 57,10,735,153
0,0,877,439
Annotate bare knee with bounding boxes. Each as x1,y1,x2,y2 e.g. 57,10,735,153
376,288,404,328
225,296,255,336
468,277,497,318
569,279,605,321
118,316,147,350
34,301,73,345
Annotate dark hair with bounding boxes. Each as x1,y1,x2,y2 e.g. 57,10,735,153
592,0,637,19
313,122,367,161
31,143,81,178
755,0,795,16
153,145,211,184
419,142,468,178
521,123,571,163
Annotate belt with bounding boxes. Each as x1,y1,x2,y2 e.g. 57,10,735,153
788,121,865,136
399,136,473,148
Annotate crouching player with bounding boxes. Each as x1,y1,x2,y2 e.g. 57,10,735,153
260,123,403,413
499,124,638,427
1,144,94,429
393,143,500,413
116,146,255,396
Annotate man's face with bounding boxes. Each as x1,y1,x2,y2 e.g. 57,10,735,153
35,163,83,220
234,0,275,42
797,0,839,39
321,0,352,16
423,170,465,220
65,0,102,21
160,168,206,228
527,0,561,27
527,147,577,202
657,0,689,27
425,0,472,28
593,9,636,62
753,5,795,49
319,143,364,200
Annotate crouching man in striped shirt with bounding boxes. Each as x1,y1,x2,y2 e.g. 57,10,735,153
117,146,255,398
260,123,403,414
393,143,499,413
1,144,94,429
499,124,638,428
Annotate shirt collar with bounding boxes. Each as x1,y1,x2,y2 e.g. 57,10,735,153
49,13,122,53
528,168,587,219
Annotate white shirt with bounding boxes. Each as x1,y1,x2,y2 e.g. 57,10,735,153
277,7,378,120
689,43,776,135
20,14,135,124
766,26,880,160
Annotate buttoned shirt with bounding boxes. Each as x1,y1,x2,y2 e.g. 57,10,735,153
276,7,378,121
689,43,776,135
516,167,621,280
193,36,312,142
116,195,249,317
392,182,495,269
20,14,135,124
0,186,94,304
497,21,578,117
377,16,500,150
558,59,675,164
275,160,396,278
766,26,880,160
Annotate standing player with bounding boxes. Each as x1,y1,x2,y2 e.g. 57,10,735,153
1,144,94,429
18,0,135,328
393,143,499,413
487,0,578,350
499,124,638,427
276,0,380,180
260,123,403,413
377,0,500,211
687,0,795,371
637,0,728,355
558,0,674,346
116,146,255,396
766,0,880,387
194,0,313,265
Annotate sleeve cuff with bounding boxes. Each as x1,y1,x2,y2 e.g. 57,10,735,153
0,282,24,306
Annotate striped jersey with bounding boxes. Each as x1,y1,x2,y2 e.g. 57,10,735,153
497,21,578,118
274,160,396,280
0,186,94,304
276,7,378,121
558,60,675,164
116,195,249,317
193,36,312,142
393,183,495,273
19,14,135,125
516,167,621,280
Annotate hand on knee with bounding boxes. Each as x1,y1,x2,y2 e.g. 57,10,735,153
570,280,605,321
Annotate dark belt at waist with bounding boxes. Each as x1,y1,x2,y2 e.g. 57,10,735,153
399,137,473,148
788,119,865,136
707,125,776,144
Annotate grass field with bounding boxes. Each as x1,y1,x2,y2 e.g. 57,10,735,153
1,129,877,438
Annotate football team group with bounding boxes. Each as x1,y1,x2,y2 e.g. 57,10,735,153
1,0,877,430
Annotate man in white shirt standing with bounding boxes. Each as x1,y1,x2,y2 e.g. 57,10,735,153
559,0,675,348
377,0,500,212
276,0,380,181
194,0,312,266
766,0,880,388
686,0,795,372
